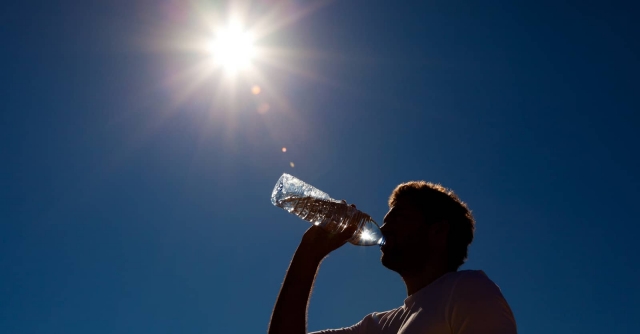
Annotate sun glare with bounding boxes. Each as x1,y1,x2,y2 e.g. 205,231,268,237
160,3,333,113
210,23,255,72
360,230,374,241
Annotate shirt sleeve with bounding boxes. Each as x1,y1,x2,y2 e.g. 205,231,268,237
448,271,518,334
309,325,359,334
309,312,385,334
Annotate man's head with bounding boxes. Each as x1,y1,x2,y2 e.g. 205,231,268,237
380,181,475,275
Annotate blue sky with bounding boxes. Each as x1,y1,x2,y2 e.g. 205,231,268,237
1,0,639,333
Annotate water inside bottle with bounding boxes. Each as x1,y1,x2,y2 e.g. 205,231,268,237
275,196,385,246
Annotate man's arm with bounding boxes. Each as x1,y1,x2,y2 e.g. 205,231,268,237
268,224,356,334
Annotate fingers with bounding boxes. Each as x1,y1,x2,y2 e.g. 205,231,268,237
342,220,358,236
339,199,357,209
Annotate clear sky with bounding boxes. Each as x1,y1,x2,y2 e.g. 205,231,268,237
1,1,639,333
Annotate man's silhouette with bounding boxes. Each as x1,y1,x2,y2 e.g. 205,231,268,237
268,181,517,334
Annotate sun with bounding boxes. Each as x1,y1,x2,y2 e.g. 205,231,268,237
157,3,333,109
210,22,255,72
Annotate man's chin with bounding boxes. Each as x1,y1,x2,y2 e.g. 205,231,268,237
380,253,400,272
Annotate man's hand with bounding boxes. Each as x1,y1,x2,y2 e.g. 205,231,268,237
298,203,359,261
299,223,358,260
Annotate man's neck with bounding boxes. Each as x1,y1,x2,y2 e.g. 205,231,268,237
402,266,454,296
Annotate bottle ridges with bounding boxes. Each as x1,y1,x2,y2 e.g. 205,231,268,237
276,196,371,234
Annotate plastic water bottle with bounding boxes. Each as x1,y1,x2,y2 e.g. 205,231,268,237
271,173,385,246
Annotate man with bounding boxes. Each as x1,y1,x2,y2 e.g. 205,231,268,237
268,181,517,334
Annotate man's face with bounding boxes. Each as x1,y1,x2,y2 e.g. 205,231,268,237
380,202,431,275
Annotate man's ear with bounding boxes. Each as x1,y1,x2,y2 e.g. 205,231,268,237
429,220,450,244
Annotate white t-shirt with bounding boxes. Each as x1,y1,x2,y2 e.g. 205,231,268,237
311,270,516,334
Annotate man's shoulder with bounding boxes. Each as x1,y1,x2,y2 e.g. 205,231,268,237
448,269,508,303
446,270,518,332
452,269,488,278
366,307,403,322
449,269,497,287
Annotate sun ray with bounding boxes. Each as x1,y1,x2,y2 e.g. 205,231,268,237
164,60,218,107
255,49,348,90
142,0,362,163
250,0,337,40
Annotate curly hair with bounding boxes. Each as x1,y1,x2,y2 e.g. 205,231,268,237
388,181,475,270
